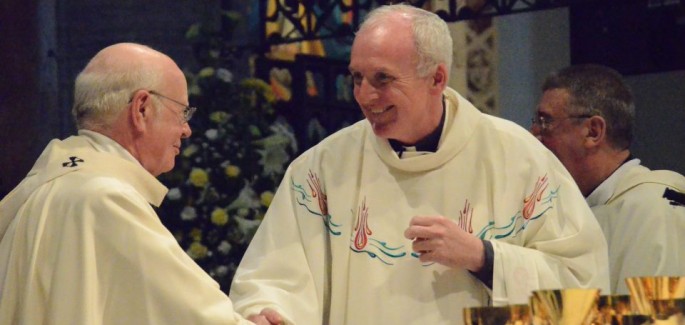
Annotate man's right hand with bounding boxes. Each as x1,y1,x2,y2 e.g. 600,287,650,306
248,308,284,325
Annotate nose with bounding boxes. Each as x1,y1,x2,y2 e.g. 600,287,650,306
530,124,545,142
354,79,379,108
182,122,192,138
530,122,541,137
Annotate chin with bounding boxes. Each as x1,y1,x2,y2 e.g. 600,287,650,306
153,161,175,177
370,122,396,139
162,163,175,174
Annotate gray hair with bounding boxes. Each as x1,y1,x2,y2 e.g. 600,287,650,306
72,47,162,130
359,4,453,79
542,64,635,150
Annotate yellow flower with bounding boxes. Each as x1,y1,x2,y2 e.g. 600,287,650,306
189,168,209,188
209,111,230,124
262,88,276,104
188,83,202,96
190,228,202,241
182,144,199,157
260,191,274,207
211,208,229,226
187,241,208,259
198,67,215,78
224,165,241,178
241,78,276,104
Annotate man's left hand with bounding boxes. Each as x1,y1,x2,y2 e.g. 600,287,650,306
404,215,485,271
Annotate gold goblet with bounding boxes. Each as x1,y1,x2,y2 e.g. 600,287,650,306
625,276,685,324
595,295,633,324
463,304,531,325
530,288,600,325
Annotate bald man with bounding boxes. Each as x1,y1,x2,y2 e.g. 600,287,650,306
0,43,252,324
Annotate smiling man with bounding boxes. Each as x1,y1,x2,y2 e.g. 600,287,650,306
0,43,252,324
230,5,609,324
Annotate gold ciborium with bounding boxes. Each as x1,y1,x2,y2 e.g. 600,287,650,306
595,295,633,324
530,288,600,325
463,304,531,325
625,276,685,324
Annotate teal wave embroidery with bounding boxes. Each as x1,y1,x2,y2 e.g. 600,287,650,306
351,239,407,265
476,186,559,240
291,177,341,236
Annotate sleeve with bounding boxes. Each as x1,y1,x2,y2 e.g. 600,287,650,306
42,177,252,325
489,154,610,306
229,167,322,325
607,183,685,295
469,240,494,289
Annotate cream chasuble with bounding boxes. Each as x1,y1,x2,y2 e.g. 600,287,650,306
230,88,609,324
0,131,250,324
588,160,685,295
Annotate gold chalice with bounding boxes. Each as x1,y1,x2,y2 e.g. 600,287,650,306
530,288,600,325
463,304,531,325
595,295,633,324
625,276,685,324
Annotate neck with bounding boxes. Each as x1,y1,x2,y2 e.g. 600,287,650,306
578,149,631,196
388,100,446,152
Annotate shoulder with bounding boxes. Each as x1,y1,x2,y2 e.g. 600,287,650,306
484,114,546,150
613,166,685,200
49,169,149,211
290,120,369,166
469,114,563,175
607,166,685,208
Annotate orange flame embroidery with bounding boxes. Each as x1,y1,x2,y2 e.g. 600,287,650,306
353,197,372,250
458,200,474,233
522,174,549,220
307,170,328,216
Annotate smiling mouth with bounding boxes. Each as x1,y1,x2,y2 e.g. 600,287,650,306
368,105,393,115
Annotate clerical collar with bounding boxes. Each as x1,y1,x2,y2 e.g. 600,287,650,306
389,98,446,158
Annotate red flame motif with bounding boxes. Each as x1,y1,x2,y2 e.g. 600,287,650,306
307,170,328,216
353,197,372,250
458,200,474,233
522,174,548,220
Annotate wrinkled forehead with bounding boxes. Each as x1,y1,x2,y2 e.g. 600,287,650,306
350,24,417,73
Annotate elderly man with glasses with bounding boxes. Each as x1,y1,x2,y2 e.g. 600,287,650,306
0,43,252,324
532,64,685,294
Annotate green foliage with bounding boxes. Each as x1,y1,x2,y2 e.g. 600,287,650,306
158,12,297,291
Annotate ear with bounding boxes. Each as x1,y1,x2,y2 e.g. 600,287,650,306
129,90,153,133
429,63,448,95
584,115,606,149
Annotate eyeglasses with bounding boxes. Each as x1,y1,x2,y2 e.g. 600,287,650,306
531,114,593,131
148,90,197,123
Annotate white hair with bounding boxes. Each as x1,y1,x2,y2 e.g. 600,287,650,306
72,45,163,130
359,4,453,78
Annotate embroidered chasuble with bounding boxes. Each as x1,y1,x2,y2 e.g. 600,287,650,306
0,131,251,324
587,159,685,295
230,88,610,324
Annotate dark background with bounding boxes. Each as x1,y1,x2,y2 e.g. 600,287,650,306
2,1,684,198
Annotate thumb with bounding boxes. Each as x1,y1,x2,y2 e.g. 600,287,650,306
261,308,284,324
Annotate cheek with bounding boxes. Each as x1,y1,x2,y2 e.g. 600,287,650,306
540,136,562,155
548,136,581,159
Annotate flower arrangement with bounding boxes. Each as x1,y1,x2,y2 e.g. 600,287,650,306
158,11,297,291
